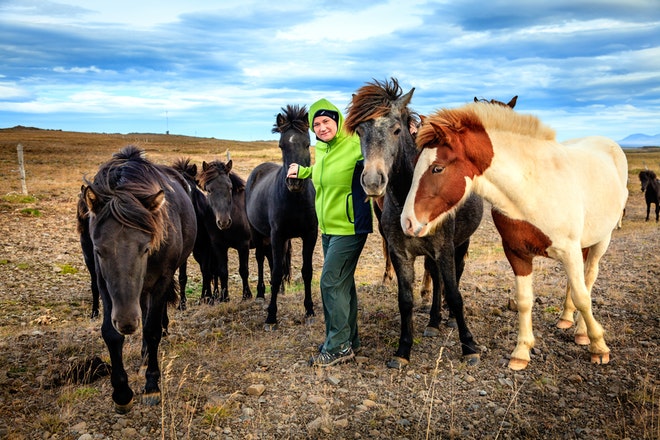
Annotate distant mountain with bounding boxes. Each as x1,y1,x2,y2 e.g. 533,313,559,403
618,133,660,148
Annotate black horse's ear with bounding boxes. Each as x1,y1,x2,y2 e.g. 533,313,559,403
474,97,479,102
190,163,197,175
226,160,233,172
202,161,209,171
143,190,165,212
84,185,99,213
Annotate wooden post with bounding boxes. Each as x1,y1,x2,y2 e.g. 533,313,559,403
17,143,28,195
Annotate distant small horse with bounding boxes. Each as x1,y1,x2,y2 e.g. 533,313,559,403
198,159,253,301
83,146,196,412
172,158,219,307
345,78,484,368
245,104,318,330
401,100,628,370
639,169,660,222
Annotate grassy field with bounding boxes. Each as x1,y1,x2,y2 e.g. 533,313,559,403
0,127,658,440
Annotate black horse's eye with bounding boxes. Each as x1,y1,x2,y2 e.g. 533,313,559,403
393,127,401,136
432,165,444,174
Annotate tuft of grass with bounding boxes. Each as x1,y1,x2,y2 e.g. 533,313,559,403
20,207,41,216
2,194,37,203
202,405,233,426
57,263,78,274
57,386,100,405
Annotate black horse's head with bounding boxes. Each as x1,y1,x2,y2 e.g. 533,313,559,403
199,160,236,229
273,104,311,193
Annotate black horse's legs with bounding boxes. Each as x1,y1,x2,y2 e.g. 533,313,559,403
265,237,286,327
177,260,188,310
141,297,166,406
217,249,230,302
439,246,479,363
238,245,252,300
101,304,133,413
301,233,317,321
388,254,416,368
255,242,267,300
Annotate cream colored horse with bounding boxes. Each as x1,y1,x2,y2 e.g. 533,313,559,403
401,101,628,370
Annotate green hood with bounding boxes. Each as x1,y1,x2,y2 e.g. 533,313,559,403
308,98,346,144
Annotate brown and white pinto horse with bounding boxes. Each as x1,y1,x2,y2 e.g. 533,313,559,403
401,101,628,370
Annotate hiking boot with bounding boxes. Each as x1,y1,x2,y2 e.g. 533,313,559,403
318,343,361,354
309,347,355,367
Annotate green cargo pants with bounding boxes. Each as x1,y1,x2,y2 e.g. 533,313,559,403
319,233,368,354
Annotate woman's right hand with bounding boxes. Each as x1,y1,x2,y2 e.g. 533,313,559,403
287,163,299,179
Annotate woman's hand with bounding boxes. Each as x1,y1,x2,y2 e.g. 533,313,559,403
287,163,299,179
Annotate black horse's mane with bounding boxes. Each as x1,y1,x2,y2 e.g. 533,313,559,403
198,160,246,192
345,78,419,134
84,145,169,245
272,104,309,134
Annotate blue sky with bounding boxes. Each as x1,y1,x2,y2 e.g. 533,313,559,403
1,0,659,142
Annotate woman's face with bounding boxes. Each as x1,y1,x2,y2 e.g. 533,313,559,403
312,116,337,142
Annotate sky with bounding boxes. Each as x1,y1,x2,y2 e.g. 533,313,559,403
1,0,659,143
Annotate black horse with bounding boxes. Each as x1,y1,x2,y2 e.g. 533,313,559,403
76,186,100,319
345,78,484,368
245,104,318,330
639,169,660,222
198,159,253,302
83,146,196,413
172,158,219,307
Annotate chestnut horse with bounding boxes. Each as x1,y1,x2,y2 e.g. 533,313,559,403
401,101,628,370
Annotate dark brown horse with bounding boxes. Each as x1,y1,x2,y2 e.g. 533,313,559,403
198,159,253,301
172,158,219,307
345,78,484,368
83,146,196,412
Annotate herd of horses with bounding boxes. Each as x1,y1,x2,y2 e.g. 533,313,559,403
78,78,640,412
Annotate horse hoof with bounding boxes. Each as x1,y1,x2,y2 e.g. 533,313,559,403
463,353,480,366
142,391,162,406
507,298,518,312
423,326,441,337
255,297,265,303
574,333,590,345
386,357,409,369
556,319,574,329
305,316,315,325
445,318,458,329
90,310,99,320
114,398,134,414
591,352,610,365
507,358,529,370
264,323,278,331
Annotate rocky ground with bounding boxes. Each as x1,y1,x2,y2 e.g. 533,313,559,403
0,131,657,439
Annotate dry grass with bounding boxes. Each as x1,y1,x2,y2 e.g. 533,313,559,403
0,127,658,439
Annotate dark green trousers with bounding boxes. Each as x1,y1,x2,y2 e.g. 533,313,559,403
319,233,368,354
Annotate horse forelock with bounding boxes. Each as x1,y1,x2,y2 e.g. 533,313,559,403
272,104,309,134
345,79,403,132
198,161,245,192
86,154,170,250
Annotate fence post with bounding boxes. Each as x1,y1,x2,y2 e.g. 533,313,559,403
17,143,28,195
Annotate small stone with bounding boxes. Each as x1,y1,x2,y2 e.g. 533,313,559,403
307,395,327,405
246,384,266,396
334,418,349,428
326,376,340,386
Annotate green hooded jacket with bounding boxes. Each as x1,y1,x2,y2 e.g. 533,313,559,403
297,99,373,235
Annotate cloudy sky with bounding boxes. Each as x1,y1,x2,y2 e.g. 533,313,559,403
1,0,659,142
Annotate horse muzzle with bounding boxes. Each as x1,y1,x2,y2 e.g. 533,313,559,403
285,178,305,193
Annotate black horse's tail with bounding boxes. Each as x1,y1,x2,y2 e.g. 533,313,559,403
282,239,292,284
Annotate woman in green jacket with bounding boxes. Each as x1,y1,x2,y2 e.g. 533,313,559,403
287,98,372,367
